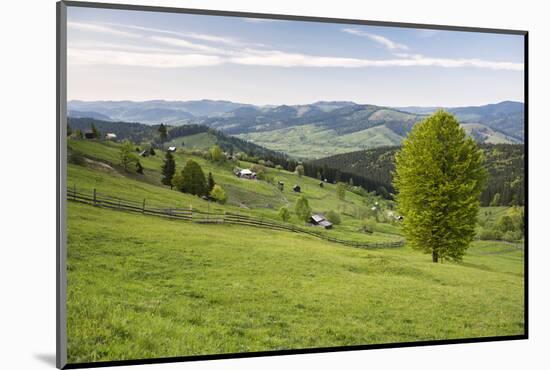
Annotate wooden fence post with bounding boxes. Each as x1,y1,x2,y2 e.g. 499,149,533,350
142,199,146,214
190,204,193,221
73,184,76,201
93,188,97,206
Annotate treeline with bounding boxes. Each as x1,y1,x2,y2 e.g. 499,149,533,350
301,162,392,199
68,117,160,143
309,144,524,206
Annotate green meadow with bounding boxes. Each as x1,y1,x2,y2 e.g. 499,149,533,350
66,139,524,364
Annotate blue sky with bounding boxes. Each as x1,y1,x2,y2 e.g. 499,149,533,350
67,6,524,106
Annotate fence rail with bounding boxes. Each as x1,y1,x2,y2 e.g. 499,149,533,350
67,186,405,250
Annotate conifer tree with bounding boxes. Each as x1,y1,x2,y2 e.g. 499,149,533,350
161,151,176,187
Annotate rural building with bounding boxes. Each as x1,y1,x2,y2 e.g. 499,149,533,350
293,185,301,193
167,146,177,152
309,214,333,229
235,168,257,179
277,181,284,191
105,133,117,140
83,130,95,139
139,150,150,157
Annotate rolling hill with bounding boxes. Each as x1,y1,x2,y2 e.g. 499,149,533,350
68,100,524,158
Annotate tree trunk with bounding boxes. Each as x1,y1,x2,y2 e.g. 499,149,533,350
432,251,439,263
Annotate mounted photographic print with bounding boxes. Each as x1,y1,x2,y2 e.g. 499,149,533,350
56,1,528,368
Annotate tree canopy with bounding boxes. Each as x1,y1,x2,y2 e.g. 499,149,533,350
175,159,208,196
393,110,487,262
294,196,312,223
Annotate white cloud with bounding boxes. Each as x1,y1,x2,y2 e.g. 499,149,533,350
67,21,139,38
342,28,409,50
67,21,523,72
68,48,223,68
150,36,227,54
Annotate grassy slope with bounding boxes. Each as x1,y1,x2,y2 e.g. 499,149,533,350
164,132,217,150
68,139,400,243
236,124,403,159
67,202,524,363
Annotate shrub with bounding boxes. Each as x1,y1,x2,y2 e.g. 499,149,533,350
325,210,341,225
68,151,85,166
278,207,291,222
477,228,503,240
209,184,227,204
502,230,522,242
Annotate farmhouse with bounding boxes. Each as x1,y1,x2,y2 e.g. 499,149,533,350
139,150,150,157
83,130,96,139
309,214,333,229
235,168,257,179
105,133,117,140
293,185,301,193
167,146,177,153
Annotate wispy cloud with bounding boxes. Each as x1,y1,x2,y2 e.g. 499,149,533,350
68,48,223,68
67,21,523,71
342,28,409,50
68,21,139,38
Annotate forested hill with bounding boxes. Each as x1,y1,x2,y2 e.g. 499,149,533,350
307,144,524,207
67,117,293,166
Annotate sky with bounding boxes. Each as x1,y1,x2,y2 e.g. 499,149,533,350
67,6,525,107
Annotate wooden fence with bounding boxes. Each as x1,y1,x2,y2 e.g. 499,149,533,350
67,186,405,250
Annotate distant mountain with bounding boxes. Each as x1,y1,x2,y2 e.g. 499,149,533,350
68,99,524,158
67,99,252,124
68,110,113,121
396,101,524,141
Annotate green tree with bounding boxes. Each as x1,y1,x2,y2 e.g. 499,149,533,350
161,151,176,187
209,184,227,204
336,182,346,201
207,172,216,192
497,215,515,233
176,159,207,196
158,123,168,141
294,195,312,223
91,123,100,139
325,210,341,225
209,145,224,162
393,110,487,263
278,206,291,222
295,164,304,177
119,140,138,172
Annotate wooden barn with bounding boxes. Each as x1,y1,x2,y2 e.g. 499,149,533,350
309,214,333,229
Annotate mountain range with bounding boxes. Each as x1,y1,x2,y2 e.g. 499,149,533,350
67,99,524,158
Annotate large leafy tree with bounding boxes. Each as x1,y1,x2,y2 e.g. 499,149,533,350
161,151,176,187
176,159,207,196
393,111,487,263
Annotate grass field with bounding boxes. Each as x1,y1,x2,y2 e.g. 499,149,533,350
66,138,525,364
67,202,524,363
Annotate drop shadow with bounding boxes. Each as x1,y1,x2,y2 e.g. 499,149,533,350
34,353,57,367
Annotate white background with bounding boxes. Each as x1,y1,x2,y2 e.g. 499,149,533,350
0,0,547,369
